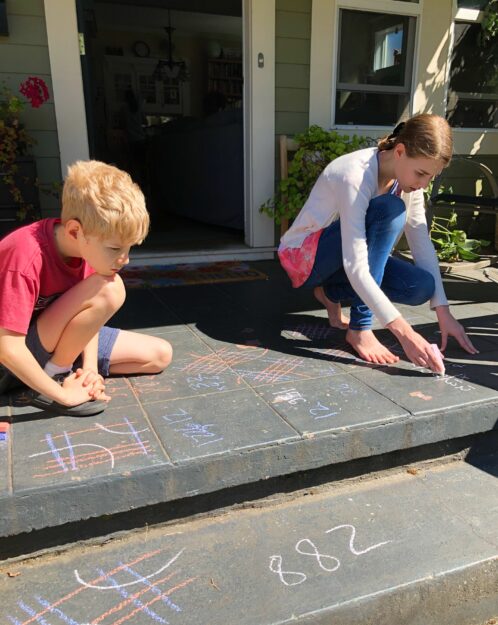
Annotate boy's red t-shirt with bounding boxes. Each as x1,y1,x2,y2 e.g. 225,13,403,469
0,218,94,335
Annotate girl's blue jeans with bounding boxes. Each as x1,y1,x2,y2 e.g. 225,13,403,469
302,194,435,330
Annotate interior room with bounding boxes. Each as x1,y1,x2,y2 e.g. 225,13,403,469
77,0,244,256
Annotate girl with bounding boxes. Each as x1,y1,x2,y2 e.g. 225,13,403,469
278,114,477,372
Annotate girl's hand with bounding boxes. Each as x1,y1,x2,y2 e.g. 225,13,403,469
435,306,479,354
388,316,445,373
74,368,111,401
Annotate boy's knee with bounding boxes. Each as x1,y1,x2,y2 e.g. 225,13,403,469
90,273,126,315
150,339,173,373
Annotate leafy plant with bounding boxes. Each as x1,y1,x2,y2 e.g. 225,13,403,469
430,210,490,261
0,77,50,221
260,125,371,224
480,0,498,45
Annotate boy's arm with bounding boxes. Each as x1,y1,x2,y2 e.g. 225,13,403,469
79,333,109,400
81,333,99,371
0,328,93,406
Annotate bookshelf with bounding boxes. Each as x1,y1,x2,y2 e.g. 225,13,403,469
207,58,243,107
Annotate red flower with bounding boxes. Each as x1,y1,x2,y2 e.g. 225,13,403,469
19,76,50,109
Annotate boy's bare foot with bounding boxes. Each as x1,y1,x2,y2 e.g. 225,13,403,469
314,286,349,329
346,328,399,364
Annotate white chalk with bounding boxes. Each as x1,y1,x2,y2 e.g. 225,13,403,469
430,343,445,375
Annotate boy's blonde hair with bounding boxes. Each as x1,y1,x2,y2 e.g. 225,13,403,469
61,160,149,244
378,114,453,166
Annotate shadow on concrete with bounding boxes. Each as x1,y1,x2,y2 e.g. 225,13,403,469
465,427,498,478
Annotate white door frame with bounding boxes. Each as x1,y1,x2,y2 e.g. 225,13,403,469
44,0,275,251
243,0,276,248
44,0,90,174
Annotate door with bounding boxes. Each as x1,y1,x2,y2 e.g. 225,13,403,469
45,0,275,252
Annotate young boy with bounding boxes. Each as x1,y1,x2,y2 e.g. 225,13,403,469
0,160,172,416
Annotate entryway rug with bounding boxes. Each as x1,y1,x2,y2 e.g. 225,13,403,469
121,261,269,288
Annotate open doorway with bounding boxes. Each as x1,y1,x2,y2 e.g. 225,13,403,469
77,0,244,256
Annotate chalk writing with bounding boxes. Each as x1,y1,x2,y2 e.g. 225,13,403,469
285,324,338,341
162,410,223,447
269,556,307,587
131,375,173,396
186,373,227,392
7,548,197,625
435,374,475,392
408,363,475,392
409,391,432,401
309,401,339,420
295,539,340,571
272,388,306,405
29,418,151,478
269,523,391,586
75,549,184,590
271,382,359,420
331,382,358,397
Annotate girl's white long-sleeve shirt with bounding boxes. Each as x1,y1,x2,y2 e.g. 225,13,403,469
278,147,448,327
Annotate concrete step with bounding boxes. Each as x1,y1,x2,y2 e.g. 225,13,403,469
1,264,497,539
1,454,497,625
1,308,497,538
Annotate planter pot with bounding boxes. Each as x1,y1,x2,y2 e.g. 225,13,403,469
0,156,41,238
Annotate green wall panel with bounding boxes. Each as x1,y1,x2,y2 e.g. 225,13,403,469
276,0,312,13
18,102,57,132
1,0,61,218
276,10,311,38
30,131,61,159
275,0,311,139
1,14,48,45
6,0,44,17
275,112,310,136
276,87,309,112
276,37,310,65
0,43,51,74
276,62,309,89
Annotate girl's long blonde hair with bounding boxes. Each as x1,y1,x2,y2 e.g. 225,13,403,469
378,114,453,165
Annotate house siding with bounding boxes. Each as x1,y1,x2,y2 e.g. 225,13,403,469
275,0,311,136
1,0,61,215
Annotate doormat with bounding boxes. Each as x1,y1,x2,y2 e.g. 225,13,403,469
121,261,268,288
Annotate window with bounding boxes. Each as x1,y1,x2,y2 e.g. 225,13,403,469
335,9,416,126
0,0,8,36
446,15,498,129
457,0,488,8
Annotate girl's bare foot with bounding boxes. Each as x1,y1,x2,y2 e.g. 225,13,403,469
314,286,349,329
346,328,399,364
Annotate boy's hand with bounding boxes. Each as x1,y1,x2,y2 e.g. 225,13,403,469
58,372,99,407
74,368,111,401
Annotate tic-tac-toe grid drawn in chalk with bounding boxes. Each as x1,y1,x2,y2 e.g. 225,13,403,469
6,548,196,625
28,417,153,479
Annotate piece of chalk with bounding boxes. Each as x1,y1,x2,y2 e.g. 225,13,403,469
0,422,9,433
0,433,6,441
430,343,445,375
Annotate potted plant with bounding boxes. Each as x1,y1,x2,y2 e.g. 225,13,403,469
260,125,372,230
0,76,50,235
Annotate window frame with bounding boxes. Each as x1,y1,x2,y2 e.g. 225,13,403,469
331,0,422,131
445,5,498,131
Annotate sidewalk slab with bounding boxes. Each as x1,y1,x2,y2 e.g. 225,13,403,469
1,261,497,538
146,389,299,463
12,404,170,492
1,456,497,625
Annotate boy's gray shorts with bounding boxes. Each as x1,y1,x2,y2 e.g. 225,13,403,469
0,323,120,392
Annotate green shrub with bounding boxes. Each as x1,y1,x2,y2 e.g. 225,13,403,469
260,125,372,224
